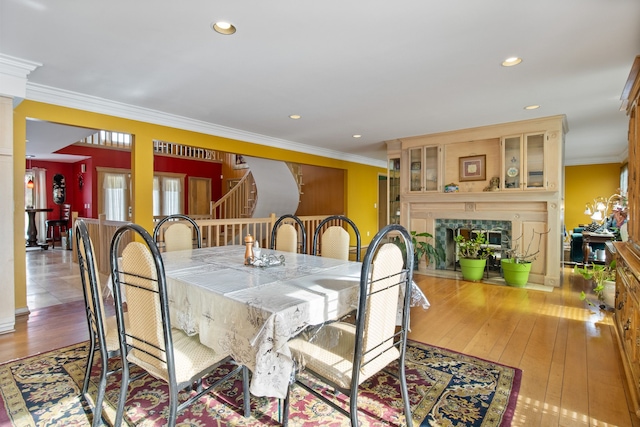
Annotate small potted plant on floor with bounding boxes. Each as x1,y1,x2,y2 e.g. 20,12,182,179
411,231,445,270
394,231,444,271
574,260,616,309
501,229,550,287
455,232,494,281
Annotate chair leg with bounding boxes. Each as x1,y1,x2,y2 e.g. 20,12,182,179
167,385,179,427
92,361,109,427
114,359,130,427
242,366,251,417
282,386,291,426
82,337,96,395
398,359,413,427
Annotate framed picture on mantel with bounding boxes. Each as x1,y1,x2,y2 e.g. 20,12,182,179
459,155,486,182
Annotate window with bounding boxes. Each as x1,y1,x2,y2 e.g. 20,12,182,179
153,174,185,216
103,173,129,221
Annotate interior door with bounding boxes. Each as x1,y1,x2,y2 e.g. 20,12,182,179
189,177,211,216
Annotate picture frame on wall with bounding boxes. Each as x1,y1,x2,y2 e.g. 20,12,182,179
459,155,486,182
233,154,249,169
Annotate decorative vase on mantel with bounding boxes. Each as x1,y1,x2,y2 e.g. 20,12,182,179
501,258,532,287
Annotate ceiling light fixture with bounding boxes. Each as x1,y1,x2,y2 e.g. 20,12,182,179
524,105,540,110
352,134,362,138
501,57,522,67
289,114,301,120
212,21,236,35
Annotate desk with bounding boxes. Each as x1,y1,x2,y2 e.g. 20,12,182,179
582,231,615,263
25,208,53,248
155,245,426,399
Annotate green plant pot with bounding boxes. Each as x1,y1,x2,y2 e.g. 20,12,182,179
501,259,532,287
459,258,486,282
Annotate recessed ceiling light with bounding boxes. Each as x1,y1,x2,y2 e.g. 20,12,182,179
501,57,522,67
25,155,35,158
212,21,236,35
352,134,362,138
524,105,540,110
289,114,301,119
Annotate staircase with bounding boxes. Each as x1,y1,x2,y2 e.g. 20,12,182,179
210,156,302,220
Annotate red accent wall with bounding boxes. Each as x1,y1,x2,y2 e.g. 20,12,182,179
40,145,222,218
27,160,75,218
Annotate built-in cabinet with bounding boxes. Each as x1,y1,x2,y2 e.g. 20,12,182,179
408,146,439,192
614,55,640,418
385,115,566,287
502,133,547,190
614,243,640,417
388,156,401,225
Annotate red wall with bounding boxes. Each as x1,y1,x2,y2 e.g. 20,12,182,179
40,145,223,217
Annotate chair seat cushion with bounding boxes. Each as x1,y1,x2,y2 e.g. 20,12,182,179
46,219,68,227
127,327,228,386
289,322,400,389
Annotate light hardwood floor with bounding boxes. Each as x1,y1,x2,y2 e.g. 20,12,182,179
1,250,639,426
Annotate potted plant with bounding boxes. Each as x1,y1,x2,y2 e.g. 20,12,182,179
411,231,445,270
455,232,494,281
501,229,550,287
574,260,616,309
393,231,444,271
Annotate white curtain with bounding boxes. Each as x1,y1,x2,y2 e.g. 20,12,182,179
24,168,48,242
103,173,128,221
162,177,181,215
153,176,161,216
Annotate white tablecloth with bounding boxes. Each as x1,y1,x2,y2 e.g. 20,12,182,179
111,245,429,398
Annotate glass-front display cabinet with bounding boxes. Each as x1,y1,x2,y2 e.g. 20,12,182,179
408,146,438,192
502,133,545,190
388,157,401,224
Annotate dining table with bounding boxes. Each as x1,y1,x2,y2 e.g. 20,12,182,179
113,244,429,399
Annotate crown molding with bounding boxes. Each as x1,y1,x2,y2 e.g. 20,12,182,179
0,54,41,99
25,83,386,168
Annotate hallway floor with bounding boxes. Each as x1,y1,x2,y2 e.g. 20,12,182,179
25,247,86,309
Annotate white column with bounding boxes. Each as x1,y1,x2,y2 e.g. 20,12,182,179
0,53,41,333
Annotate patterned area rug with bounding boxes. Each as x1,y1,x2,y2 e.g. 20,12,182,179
0,340,520,426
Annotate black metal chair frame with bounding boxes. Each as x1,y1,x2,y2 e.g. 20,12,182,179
152,213,202,250
311,214,362,262
110,223,249,425
283,223,415,426
269,214,307,254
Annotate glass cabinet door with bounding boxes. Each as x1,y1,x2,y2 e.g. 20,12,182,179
525,133,545,189
388,157,401,224
424,146,438,191
503,135,522,190
409,148,423,192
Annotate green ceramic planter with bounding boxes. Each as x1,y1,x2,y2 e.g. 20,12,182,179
459,258,487,282
501,259,532,287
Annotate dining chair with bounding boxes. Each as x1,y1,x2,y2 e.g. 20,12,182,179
75,219,129,427
283,223,415,427
46,203,71,248
110,223,250,426
153,213,202,252
311,215,361,261
270,214,307,254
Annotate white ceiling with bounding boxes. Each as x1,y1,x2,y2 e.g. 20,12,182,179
2,0,639,167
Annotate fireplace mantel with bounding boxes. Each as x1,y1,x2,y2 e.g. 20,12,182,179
387,116,565,287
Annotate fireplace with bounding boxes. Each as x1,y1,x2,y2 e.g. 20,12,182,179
435,219,512,271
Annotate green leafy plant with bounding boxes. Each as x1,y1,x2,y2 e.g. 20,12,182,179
393,231,445,268
574,260,616,305
454,232,494,260
411,231,445,267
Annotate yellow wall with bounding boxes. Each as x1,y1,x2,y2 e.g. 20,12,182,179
13,100,384,310
565,163,622,232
